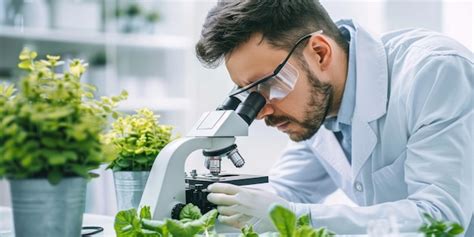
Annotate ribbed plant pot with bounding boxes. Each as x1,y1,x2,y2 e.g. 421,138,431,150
113,171,150,211
9,177,87,237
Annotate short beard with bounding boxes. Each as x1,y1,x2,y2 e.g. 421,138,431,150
265,59,333,142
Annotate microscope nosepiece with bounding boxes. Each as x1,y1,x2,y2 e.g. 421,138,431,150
203,144,245,169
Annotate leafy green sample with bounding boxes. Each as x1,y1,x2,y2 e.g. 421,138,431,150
268,204,334,237
269,205,297,237
419,213,464,237
241,225,259,237
179,203,203,223
114,205,218,237
0,48,127,184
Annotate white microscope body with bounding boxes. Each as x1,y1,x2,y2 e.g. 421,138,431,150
139,92,266,224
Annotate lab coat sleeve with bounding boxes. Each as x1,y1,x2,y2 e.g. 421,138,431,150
269,139,338,204
293,55,473,234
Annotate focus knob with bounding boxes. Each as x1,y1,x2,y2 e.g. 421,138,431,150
171,203,186,220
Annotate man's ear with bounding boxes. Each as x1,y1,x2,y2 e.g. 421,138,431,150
308,35,332,71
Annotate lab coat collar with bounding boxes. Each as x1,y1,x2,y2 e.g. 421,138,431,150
336,19,389,179
336,19,388,122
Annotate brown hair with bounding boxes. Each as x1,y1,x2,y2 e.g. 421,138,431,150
196,0,349,68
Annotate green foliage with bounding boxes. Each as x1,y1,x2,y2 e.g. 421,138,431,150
114,204,339,237
269,205,296,236
114,205,218,237
146,11,160,23
296,214,311,227
104,108,174,171
179,203,203,223
0,48,127,185
125,4,141,17
268,205,334,237
241,225,259,237
114,206,466,237
418,213,464,237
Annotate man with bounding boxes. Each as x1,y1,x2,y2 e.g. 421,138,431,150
195,0,473,235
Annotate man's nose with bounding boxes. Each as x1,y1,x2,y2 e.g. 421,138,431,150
256,103,274,120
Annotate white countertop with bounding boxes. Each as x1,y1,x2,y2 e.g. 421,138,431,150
0,206,115,237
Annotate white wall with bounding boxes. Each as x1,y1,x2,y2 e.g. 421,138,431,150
442,0,473,50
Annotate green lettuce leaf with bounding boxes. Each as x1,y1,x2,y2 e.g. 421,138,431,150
179,203,202,222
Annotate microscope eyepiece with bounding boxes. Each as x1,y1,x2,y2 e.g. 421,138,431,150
216,96,242,111
235,92,266,125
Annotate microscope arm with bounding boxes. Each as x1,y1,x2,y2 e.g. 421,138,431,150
139,136,235,220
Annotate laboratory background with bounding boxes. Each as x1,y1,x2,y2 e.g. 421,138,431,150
0,0,472,236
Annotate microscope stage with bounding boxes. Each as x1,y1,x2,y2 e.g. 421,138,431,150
186,173,268,188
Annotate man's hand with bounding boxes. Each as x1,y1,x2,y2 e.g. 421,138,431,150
207,183,293,230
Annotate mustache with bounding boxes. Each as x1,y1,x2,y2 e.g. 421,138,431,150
265,115,293,127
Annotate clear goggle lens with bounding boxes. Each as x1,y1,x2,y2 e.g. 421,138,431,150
233,62,299,102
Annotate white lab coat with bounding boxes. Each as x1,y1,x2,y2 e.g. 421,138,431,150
269,20,473,235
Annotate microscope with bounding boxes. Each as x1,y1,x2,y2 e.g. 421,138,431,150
139,91,268,221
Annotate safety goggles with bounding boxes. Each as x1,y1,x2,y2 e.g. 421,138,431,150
229,30,323,102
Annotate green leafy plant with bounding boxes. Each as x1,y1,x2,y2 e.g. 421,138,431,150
180,203,203,223
125,4,142,17
114,204,334,237
146,11,160,23
0,48,127,184
267,205,334,237
104,108,174,171
418,213,464,237
241,225,259,237
114,204,218,237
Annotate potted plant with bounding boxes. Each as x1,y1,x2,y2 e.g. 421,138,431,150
0,48,127,237
145,10,160,34
103,108,174,211
118,3,142,33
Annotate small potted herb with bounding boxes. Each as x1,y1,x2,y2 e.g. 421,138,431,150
0,48,127,237
104,108,174,211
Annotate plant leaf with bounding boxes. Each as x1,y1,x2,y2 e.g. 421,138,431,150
200,209,218,231
47,169,62,185
448,223,464,235
166,218,204,237
294,226,317,237
297,213,311,227
179,203,202,221
140,206,152,219
141,219,168,236
241,225,259,237
71,164,90,178
269,204,296,237
114,208,140,237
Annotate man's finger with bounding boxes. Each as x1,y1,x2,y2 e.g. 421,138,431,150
208,183,241,195
207,193,237,206
218,213,251,229
217,205,240,216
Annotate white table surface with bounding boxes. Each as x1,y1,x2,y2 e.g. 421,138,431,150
0,206,115,237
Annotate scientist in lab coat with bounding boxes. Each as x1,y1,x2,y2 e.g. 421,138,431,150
195,0,473,235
